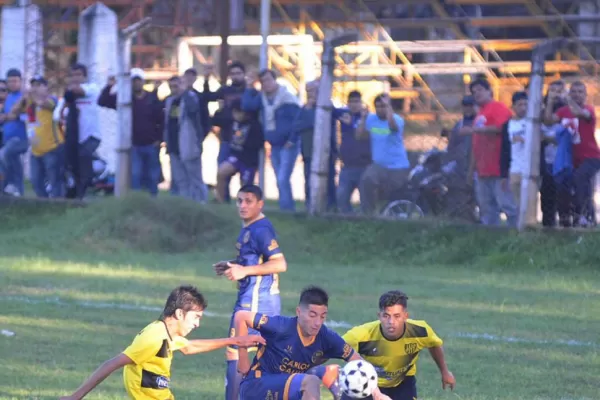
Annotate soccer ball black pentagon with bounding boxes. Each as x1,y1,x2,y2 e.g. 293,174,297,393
338,360,378,398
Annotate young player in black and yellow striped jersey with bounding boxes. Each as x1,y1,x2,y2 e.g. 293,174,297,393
342,291,456,400
59,286,264,400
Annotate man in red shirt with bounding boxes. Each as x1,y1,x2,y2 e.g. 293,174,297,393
553,81,600,226
461,79,517,226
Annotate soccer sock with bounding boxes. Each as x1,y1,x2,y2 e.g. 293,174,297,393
307,365,342,400
225,360,242,400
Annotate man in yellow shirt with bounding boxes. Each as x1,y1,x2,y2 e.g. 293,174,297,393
59,285,265,400
342,290,456,400
11,76,64,197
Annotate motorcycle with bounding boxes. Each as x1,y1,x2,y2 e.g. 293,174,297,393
63,153,115,197
381,149,477,221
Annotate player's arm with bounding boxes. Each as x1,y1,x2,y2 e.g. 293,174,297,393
428,346,450,374
234,253,286,277
234,311,280,374
225,229,287,281
233,311,258,375
59,353,134,400
180,335,265,355
224,256,286,281
423,324,455,391
247,227,287,276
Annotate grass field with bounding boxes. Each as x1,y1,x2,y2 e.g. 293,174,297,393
0,194,599,400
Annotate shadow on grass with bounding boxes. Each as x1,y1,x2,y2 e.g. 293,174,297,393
2,194,600,272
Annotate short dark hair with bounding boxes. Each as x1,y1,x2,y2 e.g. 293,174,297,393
549,79,565,88
571,80,586,89
70,63,87,77
378,290,409,311
161,285,207,319
299,286,329,307
258,69,276,80
373,94,387,106
348,90,361,100
238,184,263,201
469,78,491,93
512,91,528,104
168,75,180,83
0,79,7,85
184,68,198,76
229,61,246,72
6,68,21,78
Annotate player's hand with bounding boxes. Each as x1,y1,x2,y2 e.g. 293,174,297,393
224,263,247,281
213,260,231,276
235,334,266,348
371,387,392,400
441,370,456,390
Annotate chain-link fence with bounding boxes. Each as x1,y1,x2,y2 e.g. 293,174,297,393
158,75,598,230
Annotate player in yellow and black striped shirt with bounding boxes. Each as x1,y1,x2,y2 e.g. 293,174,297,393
59,286,264,400
342,290,456,400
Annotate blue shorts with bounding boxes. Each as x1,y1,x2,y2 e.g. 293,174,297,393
227,295,281,353
240,371,305,400
227,156,257,186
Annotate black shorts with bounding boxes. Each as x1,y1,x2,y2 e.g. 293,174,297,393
380,376,417,400
344,376,417,400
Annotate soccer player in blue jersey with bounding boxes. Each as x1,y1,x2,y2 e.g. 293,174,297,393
234,286,392,400
214,184,288,400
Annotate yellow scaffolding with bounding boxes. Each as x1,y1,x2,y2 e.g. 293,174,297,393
244,0,600,123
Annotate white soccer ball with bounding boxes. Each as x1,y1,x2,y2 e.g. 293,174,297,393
339,359,379,399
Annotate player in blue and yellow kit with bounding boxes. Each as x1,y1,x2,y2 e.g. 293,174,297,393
342,290,456,400
214,184,288,400
234,286,393,400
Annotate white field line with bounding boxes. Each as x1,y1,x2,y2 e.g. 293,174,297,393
2,295,598,349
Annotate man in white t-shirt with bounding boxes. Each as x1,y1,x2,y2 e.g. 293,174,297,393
500,91,528,209
63,63,101,199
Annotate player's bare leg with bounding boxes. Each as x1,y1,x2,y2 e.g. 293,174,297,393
300,375,322,400
307,365,342,399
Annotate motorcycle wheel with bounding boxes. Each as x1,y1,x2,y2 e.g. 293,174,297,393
381,200,425,220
